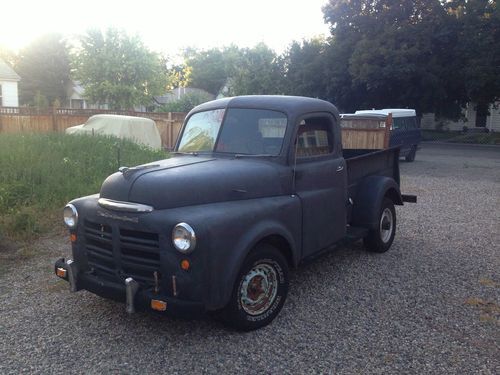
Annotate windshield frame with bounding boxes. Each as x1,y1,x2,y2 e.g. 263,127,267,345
176,107,289,157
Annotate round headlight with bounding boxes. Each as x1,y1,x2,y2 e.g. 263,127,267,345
63,204,78,229
172,223,196,253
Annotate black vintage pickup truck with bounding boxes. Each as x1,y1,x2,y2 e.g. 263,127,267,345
55,96,416,331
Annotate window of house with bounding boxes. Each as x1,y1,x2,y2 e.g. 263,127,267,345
0,84,3,106
296,116,334,158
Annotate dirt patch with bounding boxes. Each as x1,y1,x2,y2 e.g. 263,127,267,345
0,232,68,278
0,238,23,275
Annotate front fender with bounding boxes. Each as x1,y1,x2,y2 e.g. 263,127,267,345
199,196,301,310
217,219,298,309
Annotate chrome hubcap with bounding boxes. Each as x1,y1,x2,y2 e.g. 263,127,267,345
240,263,278,316
380,208,394,243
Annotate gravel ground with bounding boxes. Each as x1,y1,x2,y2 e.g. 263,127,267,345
1,143,499,374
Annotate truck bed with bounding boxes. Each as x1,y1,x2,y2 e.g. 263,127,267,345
343,147,400,200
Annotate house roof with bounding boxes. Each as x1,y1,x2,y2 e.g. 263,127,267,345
355,109,416,118
0,58,20,81
154,87,214,105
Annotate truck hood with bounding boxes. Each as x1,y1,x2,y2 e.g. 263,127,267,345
99,155,290,210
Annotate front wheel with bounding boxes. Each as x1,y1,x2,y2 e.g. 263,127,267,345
220,244,289,331
363,198,396,253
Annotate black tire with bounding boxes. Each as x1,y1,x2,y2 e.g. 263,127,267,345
405,145,417,162
363,198,396,253
220,244,289,331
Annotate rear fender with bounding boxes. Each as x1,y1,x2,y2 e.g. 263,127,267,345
350,176,402,229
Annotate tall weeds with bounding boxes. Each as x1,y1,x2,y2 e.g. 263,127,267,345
0,133,167,239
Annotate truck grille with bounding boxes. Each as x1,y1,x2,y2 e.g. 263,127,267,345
120,228,160,284
84,220,115,279
83,220,160,285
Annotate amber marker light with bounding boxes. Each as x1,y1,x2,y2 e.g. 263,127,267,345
180,259,191,271
151,299,167,311
70,233,77,242
56,267,67,278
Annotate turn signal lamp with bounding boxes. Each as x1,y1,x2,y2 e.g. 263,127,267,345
151,299,167,311
56,267,67,278
70,233,77,242
180,259,191,271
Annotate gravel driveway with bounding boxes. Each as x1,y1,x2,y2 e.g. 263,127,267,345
1,143,499,374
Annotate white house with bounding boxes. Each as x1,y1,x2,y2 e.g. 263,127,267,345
421,102,500,132
66,81,147,111
0,58,20,107
66,81,88,109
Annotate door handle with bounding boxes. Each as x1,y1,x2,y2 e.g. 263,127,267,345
336,165,344,172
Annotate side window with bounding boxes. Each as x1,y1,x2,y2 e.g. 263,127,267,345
409,117,418,129
392,118,402,130
296,116,334,158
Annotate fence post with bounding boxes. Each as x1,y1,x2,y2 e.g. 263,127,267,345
52,107,57,132
168,112,173,149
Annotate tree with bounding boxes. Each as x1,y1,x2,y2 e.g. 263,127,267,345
322,0,470,117
446,0,500,111
185,47,236,95
0,46,16,67
181,44,284,97
282,38,329,98
229,43,285,95
15,34,71,106
73,28,167,110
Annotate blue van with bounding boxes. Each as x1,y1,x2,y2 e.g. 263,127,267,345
352,109,421,162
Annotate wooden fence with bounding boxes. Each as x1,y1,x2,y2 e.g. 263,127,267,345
1,107,394,151
0,107,186,149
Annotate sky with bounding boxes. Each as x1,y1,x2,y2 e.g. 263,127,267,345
1,0,331,55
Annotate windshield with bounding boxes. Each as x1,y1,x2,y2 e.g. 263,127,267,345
178,108,287,155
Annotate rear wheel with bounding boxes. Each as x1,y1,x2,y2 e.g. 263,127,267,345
220,244,289,331
363,198,396,253
405,145,417,162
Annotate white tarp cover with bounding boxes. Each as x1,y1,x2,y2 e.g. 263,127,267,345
65,114,162,149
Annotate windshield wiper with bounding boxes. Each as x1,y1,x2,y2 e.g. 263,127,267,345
234,154,276,159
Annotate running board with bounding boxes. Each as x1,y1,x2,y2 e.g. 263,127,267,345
300,226,369,265
346,226,369,241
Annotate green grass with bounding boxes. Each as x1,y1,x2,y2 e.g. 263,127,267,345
0,133,167,240
421,130,461,141
447,132,500,145
421,130,500,144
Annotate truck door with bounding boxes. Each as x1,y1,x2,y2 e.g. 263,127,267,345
293,114,347,258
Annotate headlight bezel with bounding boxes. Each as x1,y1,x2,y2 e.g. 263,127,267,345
172,222,196,253
63,204,78,229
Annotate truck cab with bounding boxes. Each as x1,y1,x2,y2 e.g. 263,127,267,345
55,96,416,331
